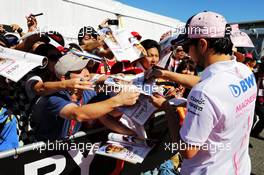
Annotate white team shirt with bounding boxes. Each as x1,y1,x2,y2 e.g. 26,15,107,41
180,57,257,175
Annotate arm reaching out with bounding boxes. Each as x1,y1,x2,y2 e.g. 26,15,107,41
145,68,200,89
59,91,140,121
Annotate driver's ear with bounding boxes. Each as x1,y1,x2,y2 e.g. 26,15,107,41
198,39,208,54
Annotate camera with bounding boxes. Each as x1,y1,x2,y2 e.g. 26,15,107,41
107,19,119,25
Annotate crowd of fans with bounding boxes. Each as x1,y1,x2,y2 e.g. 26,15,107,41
0,11,264,175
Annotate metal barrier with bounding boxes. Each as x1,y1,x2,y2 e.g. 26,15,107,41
0,114,171,175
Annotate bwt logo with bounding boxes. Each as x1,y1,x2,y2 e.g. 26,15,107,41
229,74,255,97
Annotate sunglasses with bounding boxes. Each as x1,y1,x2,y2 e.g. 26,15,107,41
182,39,199,53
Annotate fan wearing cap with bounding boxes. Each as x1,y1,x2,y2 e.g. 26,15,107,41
25,44,95,101
146,27,255,89
148,11,257,175
31,54,139,141
168,45,186,72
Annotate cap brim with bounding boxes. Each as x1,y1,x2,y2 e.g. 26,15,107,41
230,24,254,48
55,54,89,79
171,34,189,45
230,31,254,48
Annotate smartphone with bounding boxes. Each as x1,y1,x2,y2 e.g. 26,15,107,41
2,25,15,32
107,19,119,25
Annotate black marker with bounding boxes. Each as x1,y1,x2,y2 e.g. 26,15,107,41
31,13,43,17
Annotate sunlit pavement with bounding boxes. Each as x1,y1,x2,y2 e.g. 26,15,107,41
250,131,264,175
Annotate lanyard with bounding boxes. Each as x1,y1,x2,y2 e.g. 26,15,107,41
68,97,83,136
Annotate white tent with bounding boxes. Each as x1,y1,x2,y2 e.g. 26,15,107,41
0,0,184,42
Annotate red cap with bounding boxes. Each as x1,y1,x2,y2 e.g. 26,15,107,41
131,31,142,41
245,53,253,59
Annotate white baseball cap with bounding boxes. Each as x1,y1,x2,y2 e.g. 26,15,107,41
55,53,89,79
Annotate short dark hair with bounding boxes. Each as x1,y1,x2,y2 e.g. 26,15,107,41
68,43,83,52
207,37,233,55
191,37,233,55
34,44,62,62
140,39,161,55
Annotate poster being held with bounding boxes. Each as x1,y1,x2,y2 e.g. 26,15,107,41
99,28,146,62
0,46,47,82
96,133,154,164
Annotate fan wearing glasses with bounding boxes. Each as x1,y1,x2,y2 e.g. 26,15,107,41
169,45,186,72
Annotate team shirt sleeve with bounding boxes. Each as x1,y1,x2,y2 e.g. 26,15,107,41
180,89,218,146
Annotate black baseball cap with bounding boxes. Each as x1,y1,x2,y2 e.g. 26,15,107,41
78,26,98,43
